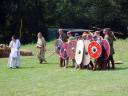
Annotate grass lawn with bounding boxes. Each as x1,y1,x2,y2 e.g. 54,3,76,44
0,39,128,96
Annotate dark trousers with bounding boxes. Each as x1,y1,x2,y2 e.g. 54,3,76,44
108,55,115,69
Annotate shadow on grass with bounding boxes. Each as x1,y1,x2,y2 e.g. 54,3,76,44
114,67,128,71
20,62,58,69
97,67,128,71
20,66,42,69
46,62,58,65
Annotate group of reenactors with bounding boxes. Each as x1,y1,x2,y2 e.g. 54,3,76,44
8,28,116,71
56,28,116,71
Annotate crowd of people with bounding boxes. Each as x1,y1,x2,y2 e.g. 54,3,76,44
8,28,116,71
57,28,116,70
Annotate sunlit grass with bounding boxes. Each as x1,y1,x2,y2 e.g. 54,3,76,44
0,39,128,96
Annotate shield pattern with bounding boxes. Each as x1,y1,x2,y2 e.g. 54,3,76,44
60,42,68,59
67,40,77,59
88,41,102,59
55,39,63,55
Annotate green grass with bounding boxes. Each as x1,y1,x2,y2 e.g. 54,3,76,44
0,39,128,96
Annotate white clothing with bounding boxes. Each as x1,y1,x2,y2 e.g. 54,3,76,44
8,39,21,68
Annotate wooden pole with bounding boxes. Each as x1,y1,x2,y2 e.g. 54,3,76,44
19,18,22,39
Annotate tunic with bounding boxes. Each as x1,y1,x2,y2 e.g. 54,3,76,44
37,37,46,62
8,39,21,68
104,34,116,55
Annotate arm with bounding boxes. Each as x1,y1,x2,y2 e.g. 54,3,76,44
36,39,42,48
16,39,21,49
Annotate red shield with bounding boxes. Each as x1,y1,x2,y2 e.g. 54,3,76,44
75,40,84,65
55,39,63,55
88,41,102,59
101,39,110,60
60,42,68,59
67,40,77,59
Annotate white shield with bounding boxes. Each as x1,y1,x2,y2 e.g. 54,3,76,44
75,40,84,65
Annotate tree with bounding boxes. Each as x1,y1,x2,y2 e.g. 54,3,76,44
0,0,47,43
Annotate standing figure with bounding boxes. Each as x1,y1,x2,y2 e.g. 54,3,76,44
67,31,76,68
82,32,94,69
8,35,21,68
58,29,68,67
36,32,47,64
104,28,116,69
93,31,105,70
58,29,68,42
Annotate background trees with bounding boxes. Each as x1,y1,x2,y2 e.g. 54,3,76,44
0,0,47,43
0,0,128,43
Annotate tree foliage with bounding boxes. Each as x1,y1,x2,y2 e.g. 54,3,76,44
0,0,128,43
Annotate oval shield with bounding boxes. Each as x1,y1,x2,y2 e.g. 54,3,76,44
88,41,102,59
75,40,84,65
67,40,77,59
101,39,110,60
55,39,63,55
60,42,68,59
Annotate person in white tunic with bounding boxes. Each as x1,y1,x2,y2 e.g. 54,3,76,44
8,35,21,68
